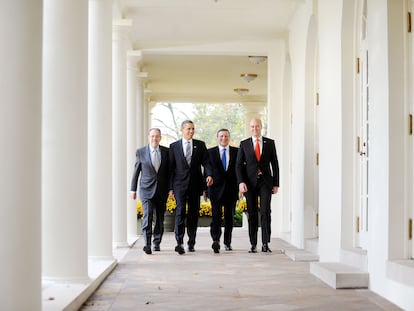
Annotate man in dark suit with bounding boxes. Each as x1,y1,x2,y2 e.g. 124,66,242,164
131,128,169,254
206,129,239,253
169,120,213,255
236,118,279,253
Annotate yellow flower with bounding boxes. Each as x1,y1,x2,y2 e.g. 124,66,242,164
199,200,212,217
165,196,217,217
166,196,177,213
136,200,143,219
236,198,247,212
236,197,260,212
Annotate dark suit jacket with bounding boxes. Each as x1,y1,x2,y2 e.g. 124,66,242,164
130,145,169,201
169,138,211,196
207,145,239,202
236,136,279,190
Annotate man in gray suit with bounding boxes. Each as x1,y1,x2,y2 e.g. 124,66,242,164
131,128,169,254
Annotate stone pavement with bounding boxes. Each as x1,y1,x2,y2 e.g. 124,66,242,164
80,228,401,311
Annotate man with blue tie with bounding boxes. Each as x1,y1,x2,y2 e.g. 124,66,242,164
236,118,279,253
206,129,239,253
169,120,213,254
131,128,169,254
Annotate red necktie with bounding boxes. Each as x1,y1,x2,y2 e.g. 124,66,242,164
255,139,260,161
255,139,261,174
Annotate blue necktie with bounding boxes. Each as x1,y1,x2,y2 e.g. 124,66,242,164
221,148,227,170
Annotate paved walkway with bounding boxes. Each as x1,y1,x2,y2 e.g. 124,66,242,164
80,228,401,311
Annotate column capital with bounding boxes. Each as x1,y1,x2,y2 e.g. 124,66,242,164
137,71,148,80
144,88,152,102
113,19,133,28
243,102,266,114
127,50,142,69
112,19,132,42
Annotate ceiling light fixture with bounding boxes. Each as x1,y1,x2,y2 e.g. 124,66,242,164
234,88,249,96
248,55,267,64
240,73,258,83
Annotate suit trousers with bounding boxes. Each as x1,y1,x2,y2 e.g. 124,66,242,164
210,197,237,246
174,191,200,247
244,176,272,247
142,192,166,246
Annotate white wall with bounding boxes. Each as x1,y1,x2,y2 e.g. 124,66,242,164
367,0,414,309
340,0,357,249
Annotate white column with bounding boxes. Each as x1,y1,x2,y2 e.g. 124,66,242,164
112,20,132,247
0,2,42,310
88,0,114,258
267,47,285,240
136,73,148,147
317,0,343,261
144,93,153,142
42,0,89,279
126,52,141,240
243,103,266,135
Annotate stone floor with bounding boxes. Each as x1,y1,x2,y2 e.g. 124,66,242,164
80,228,402,311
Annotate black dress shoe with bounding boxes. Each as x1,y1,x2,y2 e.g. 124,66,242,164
261,244,272,253
143,245,152,255
153,245,160,251
212,241,220,253
188,245,195,252
224,244,232,251
248,246,257,253
175,244,185,255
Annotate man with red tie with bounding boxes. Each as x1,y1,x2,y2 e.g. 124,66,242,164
236,118,279,253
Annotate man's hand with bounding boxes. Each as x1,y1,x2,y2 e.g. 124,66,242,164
272,186,279,194
206,176,213,187
131,192,137,200
239,182,247,194
168,190,175,200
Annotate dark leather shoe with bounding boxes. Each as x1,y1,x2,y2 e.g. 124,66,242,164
212,241,220,253
224,244,232,251
175,244,185,255
262,244,272,253
188,245,195,252
153,245,160,251
248,246,257,253
143,245,152,254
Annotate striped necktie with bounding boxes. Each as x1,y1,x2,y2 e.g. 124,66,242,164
153,149,160,172
185,141,191,165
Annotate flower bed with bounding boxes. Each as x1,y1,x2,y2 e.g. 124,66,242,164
137,196,246,228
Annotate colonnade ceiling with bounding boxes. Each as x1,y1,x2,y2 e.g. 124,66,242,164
120,0,304,103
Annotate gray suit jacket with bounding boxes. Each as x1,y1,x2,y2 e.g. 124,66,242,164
131,145,169,201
